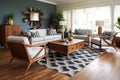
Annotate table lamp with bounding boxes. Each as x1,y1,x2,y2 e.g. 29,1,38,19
96,20,104,35
59,20,65,41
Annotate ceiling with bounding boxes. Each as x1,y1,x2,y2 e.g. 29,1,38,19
36,0,81,5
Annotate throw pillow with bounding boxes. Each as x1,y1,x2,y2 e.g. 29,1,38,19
74,29,79,34
102,31,112,36
31,31,40,38
102,31,113,40
22,30,31,37
48,29,57,35
77,29,86,35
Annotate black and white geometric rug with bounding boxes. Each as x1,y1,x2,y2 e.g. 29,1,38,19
38,46,105,77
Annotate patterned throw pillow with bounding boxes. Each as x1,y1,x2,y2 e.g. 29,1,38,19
31,31,40,38
77,29,86,35
48,29,57,35
22,30,31,37
102,31,112,36
102,31,113,40
74,29,79,34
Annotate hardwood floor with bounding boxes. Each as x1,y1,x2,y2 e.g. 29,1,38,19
1,48,120,80
0,49,70,80
70,52,120,80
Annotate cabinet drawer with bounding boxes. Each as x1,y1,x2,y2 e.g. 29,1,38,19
48,43,67,53
11,27,20,36
68,44,76,53
77,42,84,49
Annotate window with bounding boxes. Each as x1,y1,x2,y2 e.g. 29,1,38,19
114,4,120,32
63,6,111,32
63,10,72,30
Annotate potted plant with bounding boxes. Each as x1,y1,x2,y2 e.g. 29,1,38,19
50,13,64,30
6,13,14,25
115,16,120,29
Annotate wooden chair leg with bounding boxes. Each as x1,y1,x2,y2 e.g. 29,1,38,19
45,56,47,64
91,43,93,47
24,63,32,75
99,46,102,51
8,58,14,64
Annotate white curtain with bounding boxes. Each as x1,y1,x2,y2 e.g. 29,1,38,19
63,6,111,33
114,5,120,32
63,10,72,31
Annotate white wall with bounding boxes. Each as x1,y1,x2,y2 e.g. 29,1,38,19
57,0,120,12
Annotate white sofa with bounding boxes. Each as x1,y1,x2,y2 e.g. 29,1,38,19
73,29,92,43
28,29,62,44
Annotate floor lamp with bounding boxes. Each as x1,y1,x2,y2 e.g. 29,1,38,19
59,21,65,41
96,20,104,35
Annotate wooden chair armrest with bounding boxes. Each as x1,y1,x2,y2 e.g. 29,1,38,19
26,43,46,47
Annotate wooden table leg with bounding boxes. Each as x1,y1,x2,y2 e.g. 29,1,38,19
66,53,69,59
48,49,50,53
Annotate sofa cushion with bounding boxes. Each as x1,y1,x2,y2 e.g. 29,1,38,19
31,36,45,43
7,36,30,45
73,29,92,42
53,34,61,38
102,31,116,40
73,34,88,38
53,35,62,40
78,29,86,35
44,35,54,40
73,34,88,41
74,29,92,35
91,37,111,45
102,31,112,36
29,29,47,37
27,47,45,59
74,29,79,34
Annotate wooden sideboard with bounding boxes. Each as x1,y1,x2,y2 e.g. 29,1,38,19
0,25,21,48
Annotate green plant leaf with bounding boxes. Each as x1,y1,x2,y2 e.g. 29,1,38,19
51,13,64,29
6,13,14,20
116,16,120,29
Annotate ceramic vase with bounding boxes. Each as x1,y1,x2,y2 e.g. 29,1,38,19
8,18,13,25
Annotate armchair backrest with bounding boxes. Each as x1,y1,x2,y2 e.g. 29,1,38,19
7,36,31,62
7,36,30,44
103,32,117,46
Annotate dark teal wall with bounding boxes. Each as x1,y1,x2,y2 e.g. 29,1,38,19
0,0,56,30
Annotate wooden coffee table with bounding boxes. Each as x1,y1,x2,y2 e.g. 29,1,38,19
48,39,85,59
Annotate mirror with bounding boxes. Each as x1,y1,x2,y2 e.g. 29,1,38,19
23,7,43,29
30,12,39,21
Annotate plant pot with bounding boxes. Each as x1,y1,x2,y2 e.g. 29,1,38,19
8,19,13,25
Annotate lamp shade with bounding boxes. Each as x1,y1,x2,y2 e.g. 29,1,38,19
96,21,104,26
59,21,65,25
